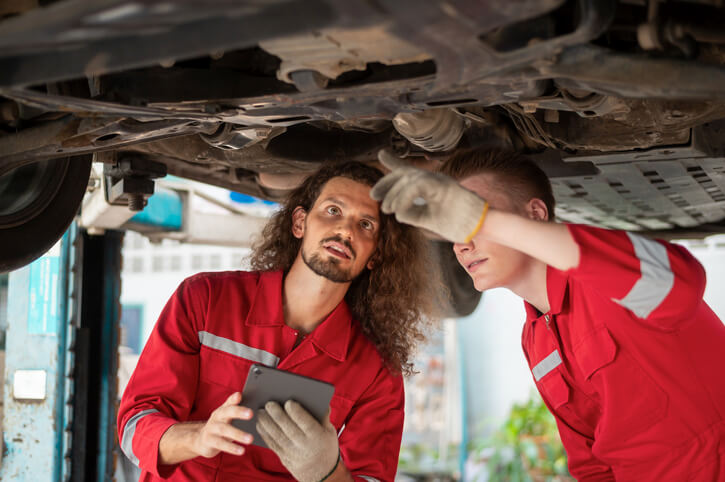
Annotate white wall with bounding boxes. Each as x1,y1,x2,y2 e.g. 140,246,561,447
457,288,535,441
120,232,252,344
679,235,725,319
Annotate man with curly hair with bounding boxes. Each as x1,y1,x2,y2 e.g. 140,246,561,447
118,161,439,481
372,148,725,481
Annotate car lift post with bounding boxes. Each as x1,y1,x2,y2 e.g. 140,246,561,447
1,224,123,482
2,226,77,481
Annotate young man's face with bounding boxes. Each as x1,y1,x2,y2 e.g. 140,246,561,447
453,173,532,292
293,176,380,283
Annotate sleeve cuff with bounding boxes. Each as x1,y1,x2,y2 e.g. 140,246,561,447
130,413,179,478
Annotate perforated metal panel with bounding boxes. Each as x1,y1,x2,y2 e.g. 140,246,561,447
553,157,725,230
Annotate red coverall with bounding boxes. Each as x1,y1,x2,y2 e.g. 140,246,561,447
117,270,404,481
523,224,725,481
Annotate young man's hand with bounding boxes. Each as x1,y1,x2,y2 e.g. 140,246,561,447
159,392,254,465
371,149,488,243
256,400,342,482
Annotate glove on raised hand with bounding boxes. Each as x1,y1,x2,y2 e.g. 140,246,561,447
371,149,489,243
256,400,340,482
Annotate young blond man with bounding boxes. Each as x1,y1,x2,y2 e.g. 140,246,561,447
373,148,725,481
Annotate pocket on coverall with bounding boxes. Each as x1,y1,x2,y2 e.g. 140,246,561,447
573,326,668,442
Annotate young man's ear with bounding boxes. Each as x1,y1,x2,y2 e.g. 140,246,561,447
291,206,307,239
526,198,549,222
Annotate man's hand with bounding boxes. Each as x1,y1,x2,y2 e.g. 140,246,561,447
159,392,254,465
371,149,489,243
194,392,254,457
256,400,340,482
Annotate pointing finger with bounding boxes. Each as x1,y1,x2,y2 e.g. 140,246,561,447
382,170,426,215
389,176,428,215
381,174,410,214
370,170,403,202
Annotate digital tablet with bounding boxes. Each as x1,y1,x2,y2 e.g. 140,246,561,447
231,364,335,449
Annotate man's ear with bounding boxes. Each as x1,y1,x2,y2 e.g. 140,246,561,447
526,198,549,221
366,251,379,271
291,206,307,239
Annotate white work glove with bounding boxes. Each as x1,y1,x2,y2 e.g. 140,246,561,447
256,400,340,482
371,149,489,243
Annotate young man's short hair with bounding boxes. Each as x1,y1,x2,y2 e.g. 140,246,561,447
440,149,556,221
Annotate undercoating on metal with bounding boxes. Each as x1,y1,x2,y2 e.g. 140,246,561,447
2,0,725,233
0,0,336,88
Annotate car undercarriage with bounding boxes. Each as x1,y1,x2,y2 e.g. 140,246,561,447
2,0,725,276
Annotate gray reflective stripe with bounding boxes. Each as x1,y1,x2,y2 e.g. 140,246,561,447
532,350,562,381
616,233,675,319
121,409,159,467
198,331,279,367
358,477,380,482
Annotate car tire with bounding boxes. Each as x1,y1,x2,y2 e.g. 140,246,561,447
0,155,92,272
433,240,482,318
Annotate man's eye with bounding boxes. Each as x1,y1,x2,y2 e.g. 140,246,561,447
327,206,341,215
360,220,373,230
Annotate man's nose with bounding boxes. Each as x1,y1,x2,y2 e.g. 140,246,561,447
335,218,354,239
453,240,472,255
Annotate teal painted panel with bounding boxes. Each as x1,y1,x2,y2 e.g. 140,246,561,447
2,234,69,482
27,250,61,335
130,187,183,230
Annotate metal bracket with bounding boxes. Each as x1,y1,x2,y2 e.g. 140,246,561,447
104,156,166,211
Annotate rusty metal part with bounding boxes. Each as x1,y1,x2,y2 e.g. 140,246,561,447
0,0,335,88
0,87,223,121
126,123,393,174
0,99,19,122
379,0,614,92
0,0,37,16
518,89,632,119
673,22,725,44
200,123,286,150
260,25,430,83
535,99,725,151
0,115,219,175
288,70,330,92
545,44,725,98
104,155,166,211
392,108,465,152
257,171,308,191
637,19,698,57
502,103,560,150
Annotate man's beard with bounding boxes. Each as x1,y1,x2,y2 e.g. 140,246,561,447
301,236,358,283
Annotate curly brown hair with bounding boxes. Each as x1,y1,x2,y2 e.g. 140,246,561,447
249,162,443,375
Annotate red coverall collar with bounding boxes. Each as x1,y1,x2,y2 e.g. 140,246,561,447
524,265,569,321
245,270,354,362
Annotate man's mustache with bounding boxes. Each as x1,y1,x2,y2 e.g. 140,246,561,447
320,235,356,259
